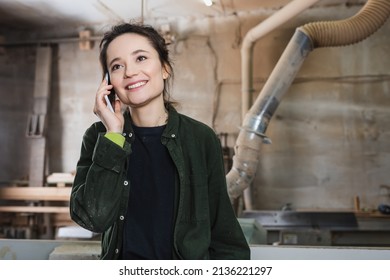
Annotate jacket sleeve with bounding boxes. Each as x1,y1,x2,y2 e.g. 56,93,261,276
207,133,251,260
70,123,131,233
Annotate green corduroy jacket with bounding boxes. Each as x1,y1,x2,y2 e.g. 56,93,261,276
70,106,250,260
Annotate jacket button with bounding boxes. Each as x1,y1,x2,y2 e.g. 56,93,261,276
124,180,128,186
129,133,133,138
171,134,176,138
115,249,119,254
122,132,126,136
120,215,124,220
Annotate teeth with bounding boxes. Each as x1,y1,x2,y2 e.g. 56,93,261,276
127,81,146,89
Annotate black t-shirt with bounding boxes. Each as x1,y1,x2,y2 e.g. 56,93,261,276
122,124,175,260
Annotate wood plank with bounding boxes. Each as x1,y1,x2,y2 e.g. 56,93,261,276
52,213,76,226
0,187,71,201
0,206,69,213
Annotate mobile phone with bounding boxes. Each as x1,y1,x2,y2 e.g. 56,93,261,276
104,72,115,113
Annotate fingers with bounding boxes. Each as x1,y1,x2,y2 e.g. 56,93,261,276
94,80,114,115
93,80,124,133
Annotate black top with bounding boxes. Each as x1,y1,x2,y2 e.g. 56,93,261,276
122,124,176,260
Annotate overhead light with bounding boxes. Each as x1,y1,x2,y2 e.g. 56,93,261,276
203,0,213,7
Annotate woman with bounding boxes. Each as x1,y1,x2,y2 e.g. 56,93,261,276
70,22,250,260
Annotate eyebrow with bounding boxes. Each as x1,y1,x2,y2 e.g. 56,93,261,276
108,49,150,67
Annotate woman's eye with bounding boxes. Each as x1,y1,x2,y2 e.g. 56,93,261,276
137,56,147,62
111,64,121,71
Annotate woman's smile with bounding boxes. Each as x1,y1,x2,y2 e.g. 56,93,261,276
125,80,148,90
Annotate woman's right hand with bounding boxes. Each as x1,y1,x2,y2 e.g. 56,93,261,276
93,78,124,133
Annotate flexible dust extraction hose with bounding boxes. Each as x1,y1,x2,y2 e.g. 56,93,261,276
227,0,390,200
301,0,390,48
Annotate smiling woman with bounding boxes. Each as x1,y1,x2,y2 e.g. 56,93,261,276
106,33,169,116
69,22,250,260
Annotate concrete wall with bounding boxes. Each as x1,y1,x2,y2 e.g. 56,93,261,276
0,47,35,182
0,4,389,211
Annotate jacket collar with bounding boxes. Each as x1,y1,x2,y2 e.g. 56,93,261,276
122,104,179,141
162,105,179,139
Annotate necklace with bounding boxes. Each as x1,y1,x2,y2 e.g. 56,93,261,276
129,107,168,127
155,111,168,127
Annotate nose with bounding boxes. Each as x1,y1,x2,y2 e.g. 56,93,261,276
124,63,139,78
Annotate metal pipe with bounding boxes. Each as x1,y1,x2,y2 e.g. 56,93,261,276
239,0,320,209
228,30,312,200
228,0,390,200
241,0,320,120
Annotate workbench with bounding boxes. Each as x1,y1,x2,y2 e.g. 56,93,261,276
241,210,390,247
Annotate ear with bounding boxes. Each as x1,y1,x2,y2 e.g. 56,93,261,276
162,64,170,80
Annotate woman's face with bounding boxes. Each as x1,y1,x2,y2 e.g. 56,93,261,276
106,33,168,109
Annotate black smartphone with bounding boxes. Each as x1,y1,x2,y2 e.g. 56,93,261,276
104,72,115,112
105,72,116,103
